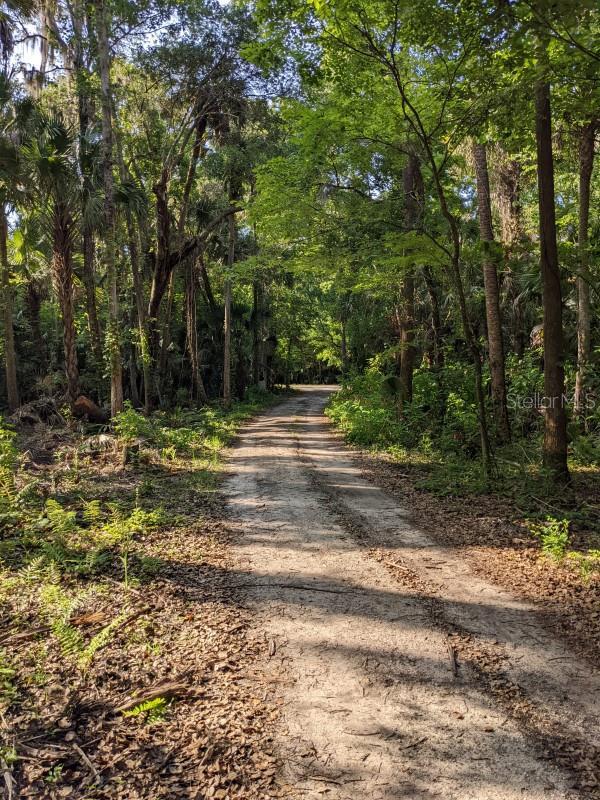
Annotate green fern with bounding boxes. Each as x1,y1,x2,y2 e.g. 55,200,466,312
0,650,18,707
45,499,78,536
52,620,85,658
78,613,126,670
82,500,103,524
122,696,169,722
20,556,61,584
40,583,76,617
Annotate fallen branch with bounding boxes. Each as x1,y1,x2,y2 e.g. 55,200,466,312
1,757,15,800
0,626,50,646
115,680,189,714
72,743,101,786
111,606,153,637
399,736,428,750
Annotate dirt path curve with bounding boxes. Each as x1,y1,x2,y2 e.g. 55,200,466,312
225,387,600,800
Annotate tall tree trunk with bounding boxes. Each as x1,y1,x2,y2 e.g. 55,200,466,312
535,79,569,485
126,219,151,413
285,336,292,390
432,181,491,475
252,278,267,388
199,251,216,311
157,278,174,399
362,44,491,475
71,4,103,367
495,154,526,358
422,265,444,369
94,0,122,416
53,206,79,404
397,273,415,408
126,303,140,408
472,142,510,442
223,214,235,408
185,254,208,404
24,280,45,375
157,115,207,396
398,155,420,411
81,229,103,365
574,119,597,420
0,207,19,411
113,125,151,414
130,232,151,412
340,318,348,375
252,280,262,386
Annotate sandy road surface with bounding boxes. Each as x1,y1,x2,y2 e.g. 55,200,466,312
225,387,599,800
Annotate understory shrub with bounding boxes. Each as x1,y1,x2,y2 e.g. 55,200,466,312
328,364,480,458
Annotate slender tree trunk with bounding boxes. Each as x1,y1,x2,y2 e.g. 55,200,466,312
252,280,263,386
157,277,174,396
422,266,444,369
94,0,122,416
71,9,103,368
434,188,491,474
127,304,140,408
81,229,103,365
473,142,510,442
222,280,232,406
185,254,208,404
397,155,421,411
397,275,415,408
574,119,597,420
535,79,569,485
113,127,151,414
199,251,216,310
158,115,207,395
223,214,235,408
0,207,19,411
331,22,492,470
24,280,45,374
428,164,492,474
397,155,418,412
495,154,526,358
361,49,491,475
340,318,348,374
285,336,292,390
53,206,79,404
129,227,151,414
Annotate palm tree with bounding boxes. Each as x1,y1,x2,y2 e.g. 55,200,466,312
0,0,35,65
0,74,27,411
22,113,81,404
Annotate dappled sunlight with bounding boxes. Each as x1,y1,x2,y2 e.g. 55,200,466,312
222,388,599,798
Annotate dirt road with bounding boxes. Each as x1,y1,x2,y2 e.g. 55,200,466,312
226,387,600,800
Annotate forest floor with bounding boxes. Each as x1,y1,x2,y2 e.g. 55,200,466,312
1,398,283,800
2,386,599,799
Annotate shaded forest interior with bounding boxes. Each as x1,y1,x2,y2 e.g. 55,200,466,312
0,0,599,796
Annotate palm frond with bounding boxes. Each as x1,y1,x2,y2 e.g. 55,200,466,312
114,179,147,216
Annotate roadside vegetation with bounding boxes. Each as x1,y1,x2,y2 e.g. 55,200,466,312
327,367,600,581
0,391,280,799
0,0,599,792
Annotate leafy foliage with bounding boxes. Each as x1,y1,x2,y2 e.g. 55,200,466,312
122,696,170,722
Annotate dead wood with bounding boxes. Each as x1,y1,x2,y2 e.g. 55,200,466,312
114,680,190,714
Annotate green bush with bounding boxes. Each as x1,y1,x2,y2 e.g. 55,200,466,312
328,365,481,458
505,352,544,437
0,418,22,530
113,403,156,444
528,517,570,560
